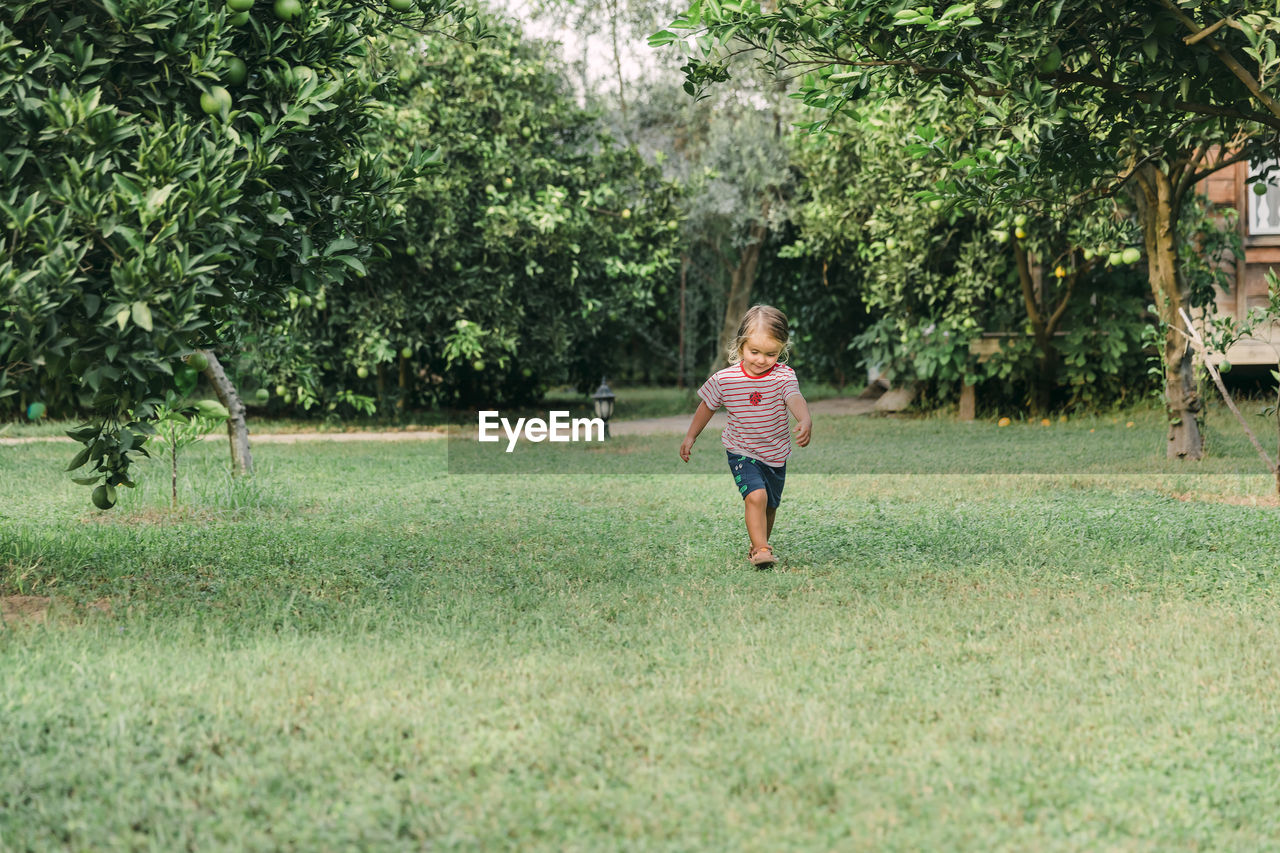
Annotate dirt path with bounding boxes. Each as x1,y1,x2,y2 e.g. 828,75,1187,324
0,397,877,445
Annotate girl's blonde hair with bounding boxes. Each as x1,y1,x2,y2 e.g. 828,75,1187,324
726,305,791,365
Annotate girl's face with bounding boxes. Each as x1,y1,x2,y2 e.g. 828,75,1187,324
740,330,784,377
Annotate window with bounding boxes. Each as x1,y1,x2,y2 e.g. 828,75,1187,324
1247,160,1280,236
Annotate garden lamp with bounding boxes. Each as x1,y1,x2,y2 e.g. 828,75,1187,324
591,378,616,438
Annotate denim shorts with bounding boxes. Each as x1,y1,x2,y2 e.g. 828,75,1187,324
727,452,787,508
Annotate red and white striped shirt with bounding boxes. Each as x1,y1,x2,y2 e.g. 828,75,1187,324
698,363,802,465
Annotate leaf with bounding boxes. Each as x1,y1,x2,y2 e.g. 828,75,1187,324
66,445,91,471
131,301,153,331
334,255,367,276
324,237,358,256
144,183,176,216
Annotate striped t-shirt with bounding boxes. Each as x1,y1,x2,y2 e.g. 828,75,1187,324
698,363,802,466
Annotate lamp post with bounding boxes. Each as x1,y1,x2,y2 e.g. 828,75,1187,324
591,378,616,438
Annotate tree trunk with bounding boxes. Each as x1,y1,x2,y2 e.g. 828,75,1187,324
714,209,770,370
397,353,408,411
200,350,253,476
1014,241,1066,417
678,254,688,388
1133,163,1203,460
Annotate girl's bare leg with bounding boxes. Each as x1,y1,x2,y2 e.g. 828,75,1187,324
744,489,769,551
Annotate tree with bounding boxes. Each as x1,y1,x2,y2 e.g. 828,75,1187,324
627,75,797,374
655,0,1280,457
0,0,465,504
230,17,682,412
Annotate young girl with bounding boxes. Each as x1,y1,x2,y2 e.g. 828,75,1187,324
679,305,812,567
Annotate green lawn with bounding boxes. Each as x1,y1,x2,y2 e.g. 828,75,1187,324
3,409,1280,849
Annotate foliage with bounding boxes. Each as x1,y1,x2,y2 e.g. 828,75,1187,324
0,0,467,498
655,0,1280,452
786,97,1152,410
229,17,683,412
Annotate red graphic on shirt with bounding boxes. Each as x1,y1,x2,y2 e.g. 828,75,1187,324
749,391,763,405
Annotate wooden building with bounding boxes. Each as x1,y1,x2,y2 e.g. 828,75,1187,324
1201,161,1280,367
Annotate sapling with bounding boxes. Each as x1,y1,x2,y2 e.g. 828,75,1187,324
152,398,230,509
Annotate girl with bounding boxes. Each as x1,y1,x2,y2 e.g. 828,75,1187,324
679,305,812,567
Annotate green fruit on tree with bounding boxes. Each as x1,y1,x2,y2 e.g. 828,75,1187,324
357,366,370,379
472,360,485,371
1121,247,1141,265
503,177,513,188
401,346,413,359
1108,251,1123,266
225,57,247,86
884,236,897,250
187,351,210,372
621,208,631,219
254,388,271,403
229,11,250,25
991,229,1009,244
928,198,943,211
1013,213,1028,228
200,86,233,116
1255,183,1269,196
275,384,288,397
1038,45,1062,73
1219,359,1232,374
227,0,254,10
298,294,313,308
387,0,412,9
92,484,117,510
273,0,302,20
1082,248,1094,260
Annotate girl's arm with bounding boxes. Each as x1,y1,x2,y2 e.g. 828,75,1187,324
679,401,716,462
787,394,812,447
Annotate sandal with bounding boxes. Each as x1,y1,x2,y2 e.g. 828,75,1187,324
748,544,778,568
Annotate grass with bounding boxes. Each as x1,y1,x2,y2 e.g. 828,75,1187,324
4,406,1280,849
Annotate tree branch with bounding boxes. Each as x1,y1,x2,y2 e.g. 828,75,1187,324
1157,0,1280,123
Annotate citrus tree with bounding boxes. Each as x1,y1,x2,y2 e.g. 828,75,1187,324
786,95,1154,413
654,0,1280,458
234,17,682,413
0,0,466,504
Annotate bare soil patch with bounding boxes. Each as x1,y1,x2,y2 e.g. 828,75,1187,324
1,595,50,627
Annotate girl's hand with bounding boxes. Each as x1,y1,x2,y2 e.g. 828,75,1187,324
679,436,694,462
794,418,812,447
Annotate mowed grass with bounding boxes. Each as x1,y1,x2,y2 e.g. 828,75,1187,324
4,408,1280,850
